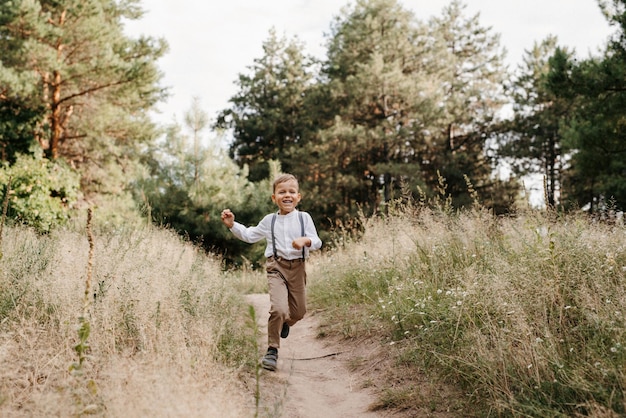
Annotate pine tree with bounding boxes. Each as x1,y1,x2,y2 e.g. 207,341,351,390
546,0,626,212
320,0,432,215
0,0,167,201
423,0,509,208
500,37,572,208
216,28,316,182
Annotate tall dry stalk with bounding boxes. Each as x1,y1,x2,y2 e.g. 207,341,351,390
71,208,95,371
0,175,12,258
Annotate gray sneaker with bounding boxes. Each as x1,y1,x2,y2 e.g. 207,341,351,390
261,347,278,371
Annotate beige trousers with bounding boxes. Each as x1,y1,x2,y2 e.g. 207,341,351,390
266,256,307,349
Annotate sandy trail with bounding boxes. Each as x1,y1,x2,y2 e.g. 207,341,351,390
245,293,391,418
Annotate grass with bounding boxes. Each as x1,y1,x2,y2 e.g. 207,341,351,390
0,220,256,417
307,204,626,417
1,200,625,417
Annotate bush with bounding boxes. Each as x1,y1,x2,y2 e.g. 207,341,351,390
0,153,80,232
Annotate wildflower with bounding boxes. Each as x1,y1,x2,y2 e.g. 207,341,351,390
437,289,443,294
456,300,462,306
535,337,543,343
527,364,533,369
610,347,618,353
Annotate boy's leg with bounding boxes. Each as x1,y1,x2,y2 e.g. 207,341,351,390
285,262,307,327
266,259,307,348
266,260,289,349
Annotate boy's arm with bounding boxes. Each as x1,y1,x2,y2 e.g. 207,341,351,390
298,212,322,251
225,213,272,244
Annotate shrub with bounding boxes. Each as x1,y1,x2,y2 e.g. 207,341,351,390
0,153,80,232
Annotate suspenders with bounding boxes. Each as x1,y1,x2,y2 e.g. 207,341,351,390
271,211,305,260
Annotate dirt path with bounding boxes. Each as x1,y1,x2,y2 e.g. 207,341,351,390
245,293,392,418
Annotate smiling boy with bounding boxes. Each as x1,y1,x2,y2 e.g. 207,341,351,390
221,174,322,371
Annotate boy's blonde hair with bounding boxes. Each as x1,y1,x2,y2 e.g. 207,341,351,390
273,174,299,192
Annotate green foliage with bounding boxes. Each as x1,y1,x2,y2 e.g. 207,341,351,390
71,317,91,371
0,0,167,216
218,0,515,228
543,1,626,212
215,28,317,182
498,36,571,208
137,100,275,266
0,153,80,232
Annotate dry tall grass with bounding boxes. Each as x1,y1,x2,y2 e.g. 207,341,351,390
0,223,253,417
309,205,626,416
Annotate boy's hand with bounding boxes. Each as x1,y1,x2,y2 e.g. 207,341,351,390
221,209,235,228
292,237,311,250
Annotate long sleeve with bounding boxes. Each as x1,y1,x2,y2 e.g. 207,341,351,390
301,212,322,251
229,210,322,259
229,214,273,244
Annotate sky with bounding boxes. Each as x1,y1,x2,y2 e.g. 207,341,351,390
124,0,616,127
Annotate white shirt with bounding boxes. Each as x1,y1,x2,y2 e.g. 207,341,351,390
230,209,322,259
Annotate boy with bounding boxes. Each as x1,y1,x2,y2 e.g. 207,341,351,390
220,174,322,371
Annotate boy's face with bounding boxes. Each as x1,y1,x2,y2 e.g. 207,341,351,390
271,179,301,215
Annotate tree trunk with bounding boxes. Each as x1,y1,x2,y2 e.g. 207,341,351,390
49,71,62,160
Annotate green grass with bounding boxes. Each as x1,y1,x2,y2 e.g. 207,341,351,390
308,206,626,417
